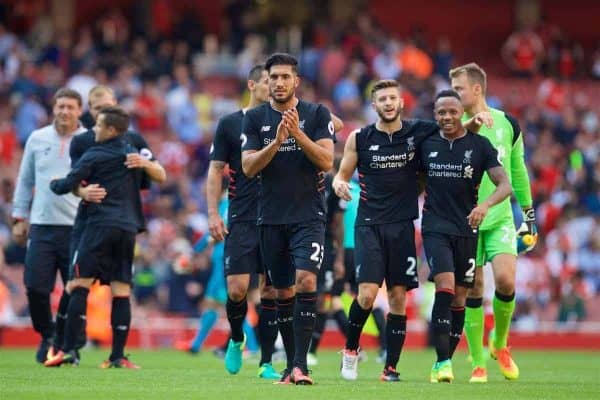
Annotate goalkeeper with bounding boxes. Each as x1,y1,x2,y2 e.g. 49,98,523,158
449,63,537,383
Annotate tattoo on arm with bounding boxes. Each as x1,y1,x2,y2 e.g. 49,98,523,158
487,166,508,186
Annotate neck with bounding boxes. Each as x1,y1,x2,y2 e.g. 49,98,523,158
54,122,78,137
465,98,488,117
270,96,298,112
376,118,402,134
246,95,262,110
441,126,467,141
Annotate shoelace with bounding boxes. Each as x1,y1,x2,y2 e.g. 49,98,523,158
342,352,358,370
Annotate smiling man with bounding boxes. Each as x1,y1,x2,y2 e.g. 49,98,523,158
420,90,512,383
334,79,440,382
12,88,86,364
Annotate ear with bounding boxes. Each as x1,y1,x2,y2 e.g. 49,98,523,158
247,80,255,92
294,75,301,89
398,96,405,109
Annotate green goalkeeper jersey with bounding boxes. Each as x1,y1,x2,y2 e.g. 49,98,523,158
462,107,532,230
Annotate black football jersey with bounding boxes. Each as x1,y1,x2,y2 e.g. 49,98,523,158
242,100,334,225
420,130,501,237
210,110,259,223
355,120,438,226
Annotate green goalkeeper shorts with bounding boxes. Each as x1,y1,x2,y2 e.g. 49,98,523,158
476,219,517,266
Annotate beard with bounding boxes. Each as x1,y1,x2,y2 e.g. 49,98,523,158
270,89,294,104
376,108,401,123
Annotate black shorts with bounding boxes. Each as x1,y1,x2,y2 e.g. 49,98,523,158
224,221,264,277
69,215,87,279
343,248,357,294
24,225,72,294
317,237,337,294
354,222,418,290
423,232,477,288
259,221,325,289
73,226,136,285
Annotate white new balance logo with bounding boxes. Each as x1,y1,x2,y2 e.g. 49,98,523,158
369,145,379,151
261,125,271,132
428,152,438,158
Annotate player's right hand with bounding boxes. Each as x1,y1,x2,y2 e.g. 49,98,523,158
332,178,352,201
275,120,289,144
78,183,107,203
12,220,28,246
208,213,228,242
473,111,494,128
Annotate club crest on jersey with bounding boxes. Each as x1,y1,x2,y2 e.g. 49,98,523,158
407,136,415,151
463,149,473,164
369,145,380,151
495,128,503,140
463,165,474,179
261,125,271,132
299,120,305,129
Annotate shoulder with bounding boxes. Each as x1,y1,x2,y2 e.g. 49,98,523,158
470,131,494,148
220,110,244,125
245,103,268,119
405,119,438,136
492,107,521,143
28,125,53,141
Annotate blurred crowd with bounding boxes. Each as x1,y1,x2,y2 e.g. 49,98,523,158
0,5,599,330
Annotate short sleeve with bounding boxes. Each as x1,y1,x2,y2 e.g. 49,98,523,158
241,111,261,152
130,132,155,161
481,136,502,171
313,104,335,142
210,117,231,162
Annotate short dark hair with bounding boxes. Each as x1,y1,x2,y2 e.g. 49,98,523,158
99,106,129,134
248,64,265,82
435,89,462,102
449,62,487,94
265,53,298,73
53,88,82,107
370,79,400,99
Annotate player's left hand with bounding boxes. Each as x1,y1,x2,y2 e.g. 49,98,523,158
282,108,300,137
517,208,538,252
125,153,149,169
467,202,489,229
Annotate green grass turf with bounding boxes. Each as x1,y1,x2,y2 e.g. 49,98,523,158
1,348,598,400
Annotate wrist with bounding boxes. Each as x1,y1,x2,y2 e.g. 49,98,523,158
523,207,536,222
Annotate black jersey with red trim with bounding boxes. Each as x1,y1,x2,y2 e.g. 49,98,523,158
355,120,437,226
210,109,258,223
242,100,334,225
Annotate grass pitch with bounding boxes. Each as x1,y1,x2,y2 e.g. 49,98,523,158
1,348,598,400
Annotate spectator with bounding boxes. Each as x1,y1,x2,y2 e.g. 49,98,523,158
502,26,544,76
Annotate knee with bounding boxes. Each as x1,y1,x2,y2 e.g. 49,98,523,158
295,271,316,292
495,272,515,295
357,286,378,309
451,287,468,308
388,290,407,314
468,271,484,298
260,284,276,300
110,281,131,297
227,281,248,302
